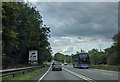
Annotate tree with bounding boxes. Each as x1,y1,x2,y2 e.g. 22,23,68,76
54,53,72,63
104,32,119,65
88,32,120,65
88,49,106,65
80,49,85,52
2,2,52,68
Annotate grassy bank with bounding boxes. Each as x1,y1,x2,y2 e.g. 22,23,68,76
68,63,72,66
2,66,48,80
90,65,120,72
67,63,120,72
43,62,51,65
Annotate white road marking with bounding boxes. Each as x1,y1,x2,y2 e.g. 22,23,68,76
63,68,96,82
37,65,51,82
87,70,91,72
102,73,112,76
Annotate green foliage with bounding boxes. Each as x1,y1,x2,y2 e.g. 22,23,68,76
89,32,120,65
89,49,100,65
2,66,48,80
2,2,52,69
104,32,119,65
105,45,118,65
90,66,120,71
76,49,85,54
54,52,72,63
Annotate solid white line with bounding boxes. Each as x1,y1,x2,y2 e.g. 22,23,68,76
63,68,96,82
37,65,51,82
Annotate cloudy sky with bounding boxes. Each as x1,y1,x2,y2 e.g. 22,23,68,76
31,2,118,55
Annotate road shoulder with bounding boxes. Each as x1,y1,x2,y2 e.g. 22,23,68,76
32,66,50,81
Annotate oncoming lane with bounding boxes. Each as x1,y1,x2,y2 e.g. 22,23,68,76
63,65,119,81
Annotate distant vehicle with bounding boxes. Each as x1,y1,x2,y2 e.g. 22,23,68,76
72,52,90,68
52,61,62,71
64,62,67,65
64,60,67,65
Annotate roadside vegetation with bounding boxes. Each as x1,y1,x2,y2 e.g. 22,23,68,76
53,53,72,63
43,61,51,66
2,2,52,69
2,66,48,81
67,63,72,66
88,32,120,66
90,65,120,72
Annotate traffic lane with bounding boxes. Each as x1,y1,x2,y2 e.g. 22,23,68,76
64,65,118,80
63,65,118,80
42,68,86,81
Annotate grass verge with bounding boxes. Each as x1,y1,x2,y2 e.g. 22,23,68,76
68,63,72,66
2,66,48,80
43,62,51,66
90,66,120,72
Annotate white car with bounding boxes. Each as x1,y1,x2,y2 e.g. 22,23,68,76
64,62,67,65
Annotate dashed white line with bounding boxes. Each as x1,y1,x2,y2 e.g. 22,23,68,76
102,73,112,76
63,68,96,82
37,65,51,82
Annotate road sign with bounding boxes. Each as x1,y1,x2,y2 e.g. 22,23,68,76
28,50,38,65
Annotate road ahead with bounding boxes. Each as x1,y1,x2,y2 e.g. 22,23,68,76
37,65,119,82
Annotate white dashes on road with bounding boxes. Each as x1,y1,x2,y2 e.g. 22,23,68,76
63,68,96,82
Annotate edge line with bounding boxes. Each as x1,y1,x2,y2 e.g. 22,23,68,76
37,65,51,82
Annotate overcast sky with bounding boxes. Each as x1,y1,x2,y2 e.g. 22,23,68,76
31,2,118,55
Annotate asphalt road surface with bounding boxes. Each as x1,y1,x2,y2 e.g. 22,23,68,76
37,65,119,82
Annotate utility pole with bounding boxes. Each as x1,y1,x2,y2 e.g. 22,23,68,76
99,44,101,52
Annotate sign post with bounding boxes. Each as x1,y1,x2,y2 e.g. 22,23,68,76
28,50,38,65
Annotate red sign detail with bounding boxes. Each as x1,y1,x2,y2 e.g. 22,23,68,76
32,53,35,55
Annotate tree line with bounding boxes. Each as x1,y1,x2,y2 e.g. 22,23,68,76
54,52,72,63
89,32,120,65
2,2,52,69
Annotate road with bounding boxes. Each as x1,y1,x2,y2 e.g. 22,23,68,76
37,65,119,82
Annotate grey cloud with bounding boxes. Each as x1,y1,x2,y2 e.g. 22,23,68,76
71,41,86,43
49,37,71,47
63,51,71,53
31,2,118,55
32,2,118,39
78,37,82,39
63,47,74,53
